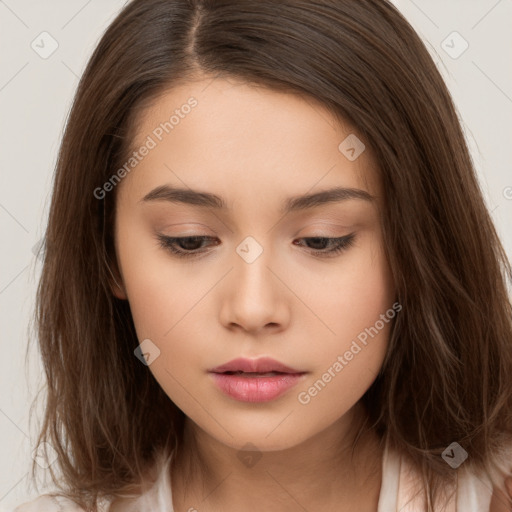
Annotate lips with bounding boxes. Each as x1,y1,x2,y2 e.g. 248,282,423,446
208,357,306,402
208,357,303,375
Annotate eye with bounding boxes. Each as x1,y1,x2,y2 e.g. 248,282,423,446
157,235,219,258
293,233,356,257
156,233,356,259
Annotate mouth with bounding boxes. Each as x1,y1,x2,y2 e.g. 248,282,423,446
208,357,307,402
208,356,304,375
218,370,299,377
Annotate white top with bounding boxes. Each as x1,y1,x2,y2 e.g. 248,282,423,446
12,441,510,511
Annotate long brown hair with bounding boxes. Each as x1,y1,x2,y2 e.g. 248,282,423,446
30,0,512,510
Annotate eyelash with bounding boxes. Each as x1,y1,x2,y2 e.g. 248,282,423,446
156,233,356,259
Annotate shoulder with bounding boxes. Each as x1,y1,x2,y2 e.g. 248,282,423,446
488,442,512,512
489,476,512,512
12,450,174,512
393,449,512,512
12,495,83,511
12,494,111,512
109,450,176,512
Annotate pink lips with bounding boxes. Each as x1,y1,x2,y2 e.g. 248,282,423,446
208,357,306,402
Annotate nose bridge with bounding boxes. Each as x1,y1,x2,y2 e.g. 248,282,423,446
219,235,289,332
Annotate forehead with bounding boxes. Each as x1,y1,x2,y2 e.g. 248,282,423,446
120,77,381,205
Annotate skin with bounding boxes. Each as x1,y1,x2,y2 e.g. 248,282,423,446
111,76,397,512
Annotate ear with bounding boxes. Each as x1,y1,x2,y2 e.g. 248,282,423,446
110,276,128,300
107,258,128,300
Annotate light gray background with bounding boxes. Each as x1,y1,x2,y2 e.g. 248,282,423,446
0,0,511,509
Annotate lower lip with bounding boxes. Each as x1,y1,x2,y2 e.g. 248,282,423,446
209,372,306,402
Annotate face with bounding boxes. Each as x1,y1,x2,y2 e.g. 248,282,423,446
112,76,396,452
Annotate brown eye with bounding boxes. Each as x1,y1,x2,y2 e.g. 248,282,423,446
156,233,356,260
293,233,356,257
157,235,219,258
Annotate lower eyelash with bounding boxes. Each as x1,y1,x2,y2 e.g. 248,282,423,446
156,233,356,259
157,235,217,258
298,233,356,256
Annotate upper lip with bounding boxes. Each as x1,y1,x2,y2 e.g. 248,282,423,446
209,357,304,374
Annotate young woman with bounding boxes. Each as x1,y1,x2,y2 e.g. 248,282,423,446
14,0,512,510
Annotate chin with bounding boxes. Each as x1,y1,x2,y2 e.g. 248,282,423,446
205,425,310,453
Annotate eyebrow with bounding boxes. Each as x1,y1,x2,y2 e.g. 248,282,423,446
140,185,374,214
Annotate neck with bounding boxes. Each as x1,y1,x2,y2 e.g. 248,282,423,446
171,403,384,512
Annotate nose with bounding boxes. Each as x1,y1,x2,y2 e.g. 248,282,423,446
218,248,291,335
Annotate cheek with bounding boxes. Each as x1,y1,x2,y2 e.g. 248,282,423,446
115,222,197,340
295,339,387,433
115,221,222,405
332,239,394,339
292,231,395,354
293,234,394,407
